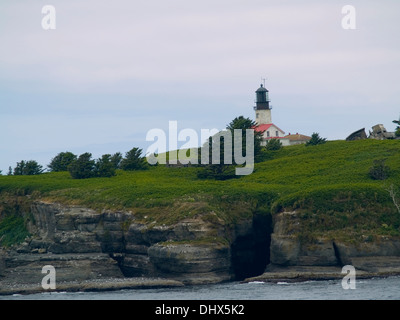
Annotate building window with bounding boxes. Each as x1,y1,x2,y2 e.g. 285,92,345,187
256,113,259,118
267,131,270,137
276,131,279,137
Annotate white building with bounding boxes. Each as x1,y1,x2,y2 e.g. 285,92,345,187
252,83,310,146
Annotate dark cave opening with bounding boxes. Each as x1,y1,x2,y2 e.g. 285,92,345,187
231,214,272,281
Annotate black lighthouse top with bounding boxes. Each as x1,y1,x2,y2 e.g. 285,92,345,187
255,84,270,110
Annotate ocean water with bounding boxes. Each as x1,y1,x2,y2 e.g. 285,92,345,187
2,276,400,300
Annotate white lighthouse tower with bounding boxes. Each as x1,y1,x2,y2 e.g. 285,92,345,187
252,83,311,146
254,84,272,125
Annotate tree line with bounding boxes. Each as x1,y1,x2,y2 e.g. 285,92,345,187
1,115,332,180
3,147,149,179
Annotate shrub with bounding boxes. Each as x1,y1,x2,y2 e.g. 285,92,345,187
196,164,237,180
266,138,282,151
369,159,390,180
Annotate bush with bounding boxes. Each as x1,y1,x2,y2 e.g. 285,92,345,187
48,152,77,172
196,164,237,180
369,159,390,180
306,133,327,146
13,160,44,175
266,138,282,151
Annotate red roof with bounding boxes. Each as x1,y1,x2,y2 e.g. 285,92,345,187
253,123,285,134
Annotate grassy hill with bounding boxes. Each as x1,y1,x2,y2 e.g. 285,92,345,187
1,139,400,244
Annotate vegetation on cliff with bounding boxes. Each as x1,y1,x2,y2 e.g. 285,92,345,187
1,139,400,246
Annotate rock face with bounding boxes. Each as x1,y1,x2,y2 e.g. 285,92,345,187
256,210,400,281
269,211,338,266
3,200,400,291
1,201,249,287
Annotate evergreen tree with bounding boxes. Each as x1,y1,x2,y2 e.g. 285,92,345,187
265,138,282,151
393,118,400,137
68,153,95,179
94,154,116,178
110,152,123,169
197,116,262,180
48,151,77,172
13,160,44,175
306,132,327,146
120,148,148,171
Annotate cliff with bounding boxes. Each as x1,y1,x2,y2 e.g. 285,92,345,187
2,199,400,295
246,210,400,283
0,199,271,294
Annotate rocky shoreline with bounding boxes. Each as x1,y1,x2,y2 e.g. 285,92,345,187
2,200,400,297
243,264,400,283
3,267,400,297
0,277,184,296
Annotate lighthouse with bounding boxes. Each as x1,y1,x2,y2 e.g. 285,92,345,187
252,82,311,146
253,83,285,144
254,84,272,125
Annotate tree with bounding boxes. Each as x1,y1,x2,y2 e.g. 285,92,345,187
7,166,12,176
48,151,77,172
196,132,237,180
120,147,148,171
110,152,123,170
306,132,327,146
68,153,95,179
393,118,400,137
197,116,263,180
13,160,44,175
94,154,116,178
227,116,264,161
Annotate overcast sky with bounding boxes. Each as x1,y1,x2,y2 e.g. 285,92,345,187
1,0,399,173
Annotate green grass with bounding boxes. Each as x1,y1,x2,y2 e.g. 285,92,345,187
1,139,400,242
0,215,30,247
